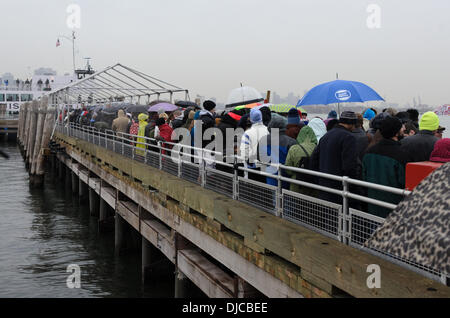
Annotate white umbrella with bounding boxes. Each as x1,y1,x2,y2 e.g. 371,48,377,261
225,86,264,108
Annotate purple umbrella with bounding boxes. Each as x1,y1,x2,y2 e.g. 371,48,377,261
148,103,178,113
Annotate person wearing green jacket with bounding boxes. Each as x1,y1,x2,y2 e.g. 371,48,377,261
285,125,318,195
362,117,408,218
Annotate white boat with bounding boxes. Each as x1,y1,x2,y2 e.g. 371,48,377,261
0,73,77,115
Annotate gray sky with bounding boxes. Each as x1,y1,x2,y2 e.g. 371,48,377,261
1,0,449,106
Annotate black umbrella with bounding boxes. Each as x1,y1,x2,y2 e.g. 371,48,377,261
175,100,200,109
126,104,148,113
365,163,450,274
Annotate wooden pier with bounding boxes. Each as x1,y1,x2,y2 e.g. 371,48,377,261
30,129,448,298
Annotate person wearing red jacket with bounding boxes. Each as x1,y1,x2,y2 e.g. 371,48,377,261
155,118,173,155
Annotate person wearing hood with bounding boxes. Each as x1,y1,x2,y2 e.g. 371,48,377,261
401,111,440,162
261,113,297,188
308,118,327,143
310,111,358,204
323,110,338,127
363,108,376,131
286,108,304,140
285,125,318,195
240,108,269,182
136,113,149,156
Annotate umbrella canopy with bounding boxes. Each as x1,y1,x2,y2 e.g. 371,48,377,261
126,104,148,113
226,86,264,108
234,102,262,110
364,163,450,275
148,102,178,113
268,104,296,113
297,80,384,114
101,103,126,114
175,100,199,108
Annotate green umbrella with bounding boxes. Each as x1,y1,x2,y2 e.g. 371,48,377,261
269,104,297,113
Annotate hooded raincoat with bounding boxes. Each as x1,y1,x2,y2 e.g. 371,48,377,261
136,113,149,156
285,126,318,194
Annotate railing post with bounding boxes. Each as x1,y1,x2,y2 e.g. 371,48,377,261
342,176,350,245
200,149,206,188
233,157,238,200
276,165,282,217
177,146,182,178
158,142,162,169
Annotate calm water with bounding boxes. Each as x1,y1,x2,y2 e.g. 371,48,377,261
0,142,174,297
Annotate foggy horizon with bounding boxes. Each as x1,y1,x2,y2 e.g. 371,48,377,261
1,0,449,107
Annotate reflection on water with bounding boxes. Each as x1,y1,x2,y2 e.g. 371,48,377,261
0,142,173,297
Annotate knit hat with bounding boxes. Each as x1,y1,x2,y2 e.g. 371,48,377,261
250,108,262,124
339,111,357,125
419,112,440,131
287,108,300,125
327,110,338,119
429,138,450,163
380,116,403,139
203,100,216,112
363,108,376,121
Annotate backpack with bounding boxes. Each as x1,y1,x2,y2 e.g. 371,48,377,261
297,144,316,184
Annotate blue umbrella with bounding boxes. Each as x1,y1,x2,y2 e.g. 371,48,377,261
297,80,384,115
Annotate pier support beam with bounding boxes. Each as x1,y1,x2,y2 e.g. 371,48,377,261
115,213,125,256
89,188,100,217
78,179,88,204
174,269,189,298
98,198,114,233
71,172,79,194
142,237,159,284
65,164,71,191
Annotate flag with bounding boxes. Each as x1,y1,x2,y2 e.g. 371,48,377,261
56,39,60,47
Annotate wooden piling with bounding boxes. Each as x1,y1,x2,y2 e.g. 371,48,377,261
25,100,38,170
22,102,32,155
29,100,46,186
32,99,55,187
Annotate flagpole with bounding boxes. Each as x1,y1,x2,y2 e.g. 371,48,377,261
72,31,76,74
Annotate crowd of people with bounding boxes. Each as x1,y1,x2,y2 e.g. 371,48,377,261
62,101,449,219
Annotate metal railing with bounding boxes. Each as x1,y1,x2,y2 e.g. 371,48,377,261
54,122,449,285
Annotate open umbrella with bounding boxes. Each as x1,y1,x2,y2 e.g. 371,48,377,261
225,86,264,108
148,102,178,113
268,104,296,113
175,100,199,108
126,104,148,113
233,102,263,110
297,80,384,115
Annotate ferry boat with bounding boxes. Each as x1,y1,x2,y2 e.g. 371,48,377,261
0,73,77,116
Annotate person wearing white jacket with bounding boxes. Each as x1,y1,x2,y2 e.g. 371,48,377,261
240,108,269,180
